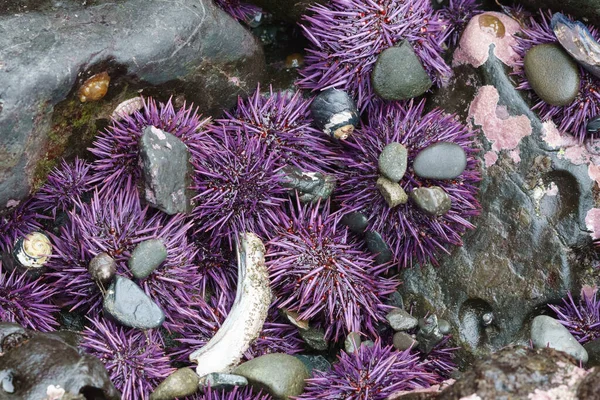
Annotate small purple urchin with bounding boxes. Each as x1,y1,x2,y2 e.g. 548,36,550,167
194,240,238,298
0,261,59,332
296,340,437,400
31,157,93,216
191,127,289,247
297,0,451,110
214,0,262,23
192,386,273,400
421,335,459,379
438,0,482,47
266,199,399,341
336,100,480,269
89,97,211,193
47,181,199,326
81,316,174,400
213,86,340,172
549,286,600,344
0,200,44,253
512,9,600,142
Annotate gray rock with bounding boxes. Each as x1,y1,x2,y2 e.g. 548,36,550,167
294,355,331,377
140,126,193,215
371,41,433,101
199,373,248,392
518,0,600,28
362,340,374,348
410,186,452,216
524,43,580,106
233,353,309,400
531,315,588,362
103,275,165,329
378,142,408,182
344,332,362,354
0,0,264,211
365,231,393,265
393,332,418,351
417,315,444,355
128,239,168,280
246,0,326,21
438,319,451,335
280,166,336,203
413,142,468,180
298,327,328,351
341,212,369,234
376,176,408,208
150,368,199,400
386,308,418,331
584,338,600,367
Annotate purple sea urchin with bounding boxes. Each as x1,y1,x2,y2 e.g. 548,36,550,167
549,286,600,344
0,261,59,331
266,199,398,341
0,200,44,253
512,10,600,142
191,128,289,247
89,97,210,193
336,100,480,269
81,316,174,400
421,335,458,379
297,0,451,109
296,340,436,400
31,157,93,216
214,0,262,23
195,386,273,400
439,0,482,47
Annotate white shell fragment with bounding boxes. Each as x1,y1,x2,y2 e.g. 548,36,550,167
189,232,272,377
111,96,144,121
14,232,52,269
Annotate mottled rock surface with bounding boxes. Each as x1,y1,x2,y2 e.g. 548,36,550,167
150,368,199,400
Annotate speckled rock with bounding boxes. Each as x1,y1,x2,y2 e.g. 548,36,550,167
377,176,408,208
386,308,418,331
298,327,328,351
344,332,362,354
393,332,417,351
524,43,580,106
128,239,168,280
294,355,331,377
150,368,199,400
413,142,467,180
410,186,452,216
531,315,588,362
378,142,408,182
233,353,309,400
199,373,248,392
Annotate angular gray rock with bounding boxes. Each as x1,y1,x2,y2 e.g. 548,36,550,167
410,186,452,216
294,355,331,377
377,176,408,208
151,368,199,400
0,0,264,211
128,238,168,280
413,142,468,180
378,142,408,182
103,275,165,329
393,332,417,351
386,308,418,331
298,326,328,351
140,126,193,215
531,315,588,362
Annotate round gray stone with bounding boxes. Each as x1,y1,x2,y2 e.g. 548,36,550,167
410,186,452,216
413,142,467,180
365,231,393,265
344,332,362,354
438,319,452,335
150,368,199,400
524,43,580,106
128,239,167,280
378,142,408,182
393,331,418,351
386,308,418,331
233,353,309,400
341,212,369,234
531,315,588,362
371,41,433,101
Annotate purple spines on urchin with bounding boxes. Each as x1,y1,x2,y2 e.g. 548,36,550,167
214,0,262,23
0,200,44,253
0,261,59,331
194,386,273,400
336,100,480,269
89,97,211,193
296,340,437,400
438,0,482,47
191,127,290,248
31,157,93,216
47,181,199,323
266,199,399,341
421,335,458,379
213,85,340,172
81,316,174,400
549,286,600,344
512,9,600,142
297,0,451,110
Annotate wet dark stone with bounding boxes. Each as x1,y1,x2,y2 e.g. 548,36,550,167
0,322,119,399
128,239,168,280
341,212,369,234
280,166,336,203
517,0,600,27
0,0,264,211
151,368,199,400
583,337,600,367
310,89,359,140
416,315,444,355
413,142,467,180
410,186,452,216
298,326,328,351
103,275,165,329
294,355,331,377
378,142,408,182
199,373,248,392
372,41,433,101
587,116,600,134
140,126,193,215
246,0,326,21
393,331,417,351
365,230,393,265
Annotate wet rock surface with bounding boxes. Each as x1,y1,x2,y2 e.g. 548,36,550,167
128,238,168,280
0,0,264,211
150,368,199,400
413,142,467,180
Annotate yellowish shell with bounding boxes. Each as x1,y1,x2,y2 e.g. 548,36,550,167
15,232,52,268
79,71,110,102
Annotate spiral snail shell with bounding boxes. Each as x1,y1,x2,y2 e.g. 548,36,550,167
13,232,52,269
78,71,110,103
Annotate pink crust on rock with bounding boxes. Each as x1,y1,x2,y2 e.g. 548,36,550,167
453,12,521,68
469,85,532,166
585,208,600,240
483,151,498,167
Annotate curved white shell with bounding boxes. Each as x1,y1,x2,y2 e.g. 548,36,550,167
14,232,52,268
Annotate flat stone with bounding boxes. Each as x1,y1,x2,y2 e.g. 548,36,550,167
298,327,328,351
410,186,452,216
524,43,580,106
378,142,408,182
531,315,588,362
233,353,309,400
371,41,433,101
341,212,369,234
128,239,168,280
141,126,193,215
344,332,362,354
393,332,418,351
150,368,199,400
386,308,418,331
294,355,331,377
198,373,248,392
413,142,467,180
376,176,408,208
103,275,165,329
365,231,393,265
